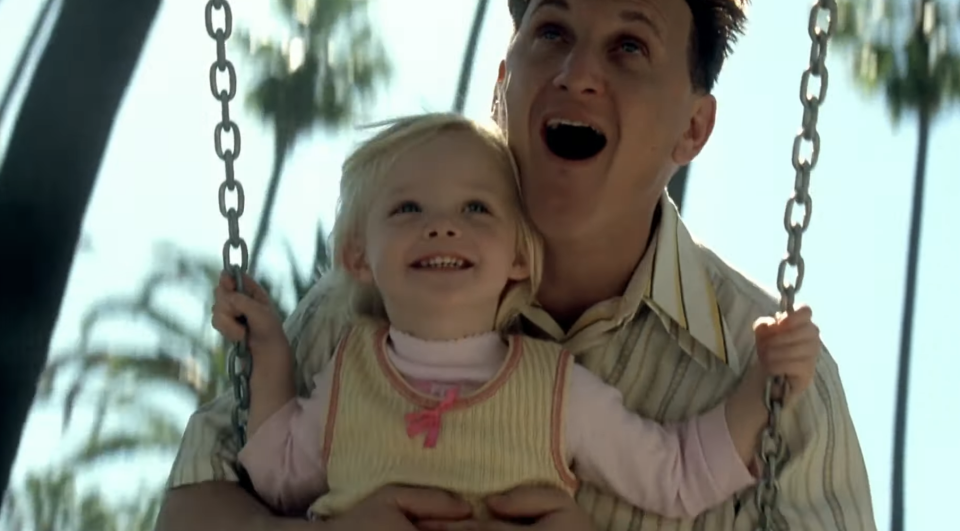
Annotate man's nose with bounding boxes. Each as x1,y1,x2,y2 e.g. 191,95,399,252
553,44,604,96
423,217,461,239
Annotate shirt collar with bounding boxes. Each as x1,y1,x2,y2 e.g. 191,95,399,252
641,193,737,367
522,192,738,368
388,326,505,367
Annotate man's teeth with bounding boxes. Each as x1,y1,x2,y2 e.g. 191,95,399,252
417,257,466,269
546,118,602,135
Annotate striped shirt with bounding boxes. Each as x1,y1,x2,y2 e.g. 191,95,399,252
167,193,876,531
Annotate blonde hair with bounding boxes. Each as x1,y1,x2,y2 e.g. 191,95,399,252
319,112,542,334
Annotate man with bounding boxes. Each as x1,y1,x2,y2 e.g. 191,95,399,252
156,0,876,530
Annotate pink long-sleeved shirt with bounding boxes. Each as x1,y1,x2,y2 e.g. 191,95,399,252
238,328,755,520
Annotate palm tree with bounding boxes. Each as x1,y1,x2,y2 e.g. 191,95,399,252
35,224,330,472
242,0,391,273
835,2,960,530
0,468,158,531
453,0,491,114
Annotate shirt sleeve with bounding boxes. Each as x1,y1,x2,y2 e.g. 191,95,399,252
165,393,245,488
733,347,877,531
566,364,755,520
165,277,345,490
237,368,334,514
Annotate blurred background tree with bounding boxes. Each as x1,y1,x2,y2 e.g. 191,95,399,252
2,0,382,525
243,0,391,272
834,2,960,529
0,468,159,531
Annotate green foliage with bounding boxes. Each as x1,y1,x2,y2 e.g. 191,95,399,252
237,0,391,149
0,469,160,531
238,0,390,272
834,0,960,125
36,225,329,471
13,225,327,530
13,1,381,528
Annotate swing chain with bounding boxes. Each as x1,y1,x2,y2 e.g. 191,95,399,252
756,2,836,530
206,0,251,448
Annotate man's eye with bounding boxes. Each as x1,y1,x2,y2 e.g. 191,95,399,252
618,37,648,57
536,23,565,42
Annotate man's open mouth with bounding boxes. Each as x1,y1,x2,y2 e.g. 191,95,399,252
410,255,474,270
543,118,607,161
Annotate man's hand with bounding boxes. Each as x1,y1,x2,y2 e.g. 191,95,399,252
416,486,593,531
323,485,474,531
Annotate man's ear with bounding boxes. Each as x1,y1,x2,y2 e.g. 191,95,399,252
672,93,716,166
341,241,373,284
491,60,507,118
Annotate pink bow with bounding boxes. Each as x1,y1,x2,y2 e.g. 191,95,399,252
405,387,459,449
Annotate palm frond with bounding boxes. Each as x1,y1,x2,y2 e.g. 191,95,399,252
29,0,379,485
39,347,214,429
34,231,322,468
234,29,286,74
311,0,367,34
4,467,162,531
278,220,330,308
67,431,181,470
242,0,390,136
61,397,185,468
834,0,960,121
938,49,960,99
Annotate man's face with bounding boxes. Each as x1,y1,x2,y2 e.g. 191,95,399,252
500,0,716,242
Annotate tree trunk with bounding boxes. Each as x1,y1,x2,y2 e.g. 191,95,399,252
248,131,288,274
0,0,160,498
668,163,690,214
0,0,58,124
890,102,930,531
452,0,490,114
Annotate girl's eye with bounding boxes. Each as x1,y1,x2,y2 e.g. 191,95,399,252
464,201,490,214
393,201,421,214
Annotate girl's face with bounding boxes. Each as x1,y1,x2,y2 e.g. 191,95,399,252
347,130,529,336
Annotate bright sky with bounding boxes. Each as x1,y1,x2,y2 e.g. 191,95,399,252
1,0,958,530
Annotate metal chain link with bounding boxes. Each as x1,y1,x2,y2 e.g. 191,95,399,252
206,0,251,448
755,2,836,530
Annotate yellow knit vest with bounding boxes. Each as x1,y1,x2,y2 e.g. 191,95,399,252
309,319,578,518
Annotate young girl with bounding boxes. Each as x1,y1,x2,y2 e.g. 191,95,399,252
211,113,821,523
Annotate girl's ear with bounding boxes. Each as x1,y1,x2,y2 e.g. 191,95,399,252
508,251,530,282
342,241,373,284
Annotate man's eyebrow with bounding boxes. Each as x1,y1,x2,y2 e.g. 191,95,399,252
619,9,663,41
532,0,569,16
531,0,664,42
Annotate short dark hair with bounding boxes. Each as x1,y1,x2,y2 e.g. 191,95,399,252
507,0,748,93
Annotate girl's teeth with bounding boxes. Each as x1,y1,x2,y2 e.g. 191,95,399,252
419,257,465,268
